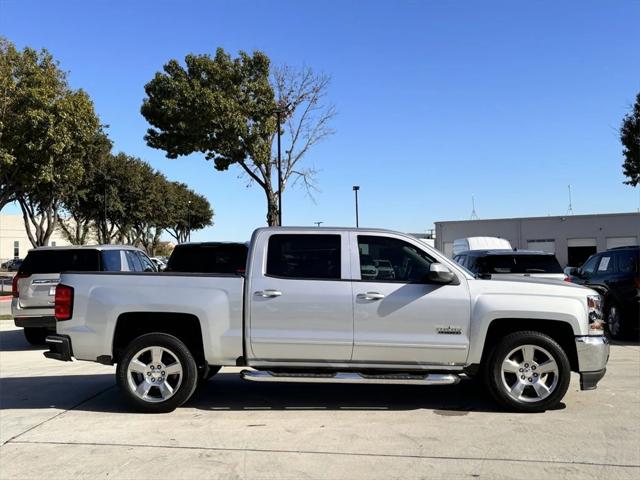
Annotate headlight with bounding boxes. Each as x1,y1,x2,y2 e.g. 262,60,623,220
587,294,604,335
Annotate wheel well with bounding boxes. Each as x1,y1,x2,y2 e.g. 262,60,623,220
481,319,579,371
112,312,205,366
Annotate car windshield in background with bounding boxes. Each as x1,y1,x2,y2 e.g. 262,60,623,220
19,249,101,274
480,255,563,274
166,244,248,274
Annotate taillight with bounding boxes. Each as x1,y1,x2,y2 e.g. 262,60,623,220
12,273,30,298
54,284,74,321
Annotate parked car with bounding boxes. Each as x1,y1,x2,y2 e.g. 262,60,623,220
12,245,156,345
45,227,608,414
2,258,23,272
453,250,565,281
566,246,639,339
150,257,167,271
452,237,511,257
165,242,248,274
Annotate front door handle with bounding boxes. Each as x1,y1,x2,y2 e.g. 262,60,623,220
254,289,282,298
357,291,385,301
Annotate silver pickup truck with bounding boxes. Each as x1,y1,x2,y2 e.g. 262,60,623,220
45,227,609,413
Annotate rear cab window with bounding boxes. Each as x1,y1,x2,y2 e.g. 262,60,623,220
20,249,101,274
167,244,248,274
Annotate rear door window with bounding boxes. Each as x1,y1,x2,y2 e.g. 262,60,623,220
19,249,101,274
616,251,638,274
101,250,122,271
267,234,341,280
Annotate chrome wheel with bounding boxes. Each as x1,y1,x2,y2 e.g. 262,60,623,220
500,344,559,403
607,305,621,338
126,346,183,403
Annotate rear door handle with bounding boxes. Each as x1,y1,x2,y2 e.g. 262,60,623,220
254,289,282,298
357,291,385,301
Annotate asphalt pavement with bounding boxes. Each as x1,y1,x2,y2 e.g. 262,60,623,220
0,322,639,479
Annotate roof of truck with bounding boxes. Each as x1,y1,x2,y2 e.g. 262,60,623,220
457,249,554,256
31,244,143,252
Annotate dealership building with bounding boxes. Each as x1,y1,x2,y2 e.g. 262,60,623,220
435,212,640,267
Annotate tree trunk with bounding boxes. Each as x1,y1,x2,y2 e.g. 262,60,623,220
265,189,280,226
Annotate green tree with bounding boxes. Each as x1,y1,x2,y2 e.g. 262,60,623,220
165,181,214,244
58,129,112,244
621,93,640,187
0,39,102,246
141,48,335,226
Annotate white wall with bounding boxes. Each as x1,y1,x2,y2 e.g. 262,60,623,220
0,214,72,263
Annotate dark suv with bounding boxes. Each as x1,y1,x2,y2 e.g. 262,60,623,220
453,250,564,281
165,242,248,274
567,246,639,339
12,245,156,344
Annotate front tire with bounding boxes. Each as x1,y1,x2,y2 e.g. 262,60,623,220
605,302,627,340
485,331,571,413
116,333,198,413
23,327,48,346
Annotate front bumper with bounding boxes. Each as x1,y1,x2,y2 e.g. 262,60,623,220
575,335,609,391
44,335,73,362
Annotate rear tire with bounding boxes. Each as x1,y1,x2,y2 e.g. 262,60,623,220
23,327,48,346
116,333,198,413
484,331,571,413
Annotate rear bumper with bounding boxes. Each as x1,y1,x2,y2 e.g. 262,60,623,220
14,316,56,329
575,335,609,391
44,335,73,362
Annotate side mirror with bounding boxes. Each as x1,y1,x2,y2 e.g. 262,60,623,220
426,263,455,284
565,267,579,277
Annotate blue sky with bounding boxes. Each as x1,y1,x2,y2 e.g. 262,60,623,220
2,0,639,241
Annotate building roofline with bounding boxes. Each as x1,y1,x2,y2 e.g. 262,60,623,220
434,211,640,225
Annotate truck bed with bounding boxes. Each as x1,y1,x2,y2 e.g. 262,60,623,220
56,271,245,365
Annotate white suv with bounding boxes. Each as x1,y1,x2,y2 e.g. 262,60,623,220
12,245,156,345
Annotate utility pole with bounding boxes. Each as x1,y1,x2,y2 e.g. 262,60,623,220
314,221,324,227
187,200,192,242
353,186,360,228
276,109,283,226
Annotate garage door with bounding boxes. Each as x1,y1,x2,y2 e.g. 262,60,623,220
606,237,638,249
527,240,555,254
568,238,596,248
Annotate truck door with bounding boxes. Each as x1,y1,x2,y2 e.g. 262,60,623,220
350,233,471,365
248,232,354,362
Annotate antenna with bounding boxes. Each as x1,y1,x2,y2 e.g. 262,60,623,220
470,195,478,220
567,185,574,215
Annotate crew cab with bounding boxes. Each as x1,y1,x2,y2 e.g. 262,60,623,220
45,227,609,413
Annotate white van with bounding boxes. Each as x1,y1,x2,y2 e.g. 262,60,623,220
452,237,512,257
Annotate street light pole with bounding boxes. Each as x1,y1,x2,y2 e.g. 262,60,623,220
276,109,283,226
187,200,192,242
353,185,360,228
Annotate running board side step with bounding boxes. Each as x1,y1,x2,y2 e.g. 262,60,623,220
240,370,460,386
